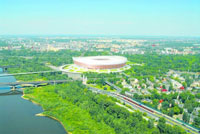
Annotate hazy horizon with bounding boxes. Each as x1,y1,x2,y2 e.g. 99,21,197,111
1,0,200,36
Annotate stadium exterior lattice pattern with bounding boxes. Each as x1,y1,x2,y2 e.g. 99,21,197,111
73,56,127,69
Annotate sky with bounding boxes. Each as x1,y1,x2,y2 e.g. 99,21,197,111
0,0,200,36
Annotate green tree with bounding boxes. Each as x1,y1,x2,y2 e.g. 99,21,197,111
168,109,174,117
157,117,166,133
182,112,190,123
173,106,180,115
168,84,173,91
148,119,154,129
193,116,200,128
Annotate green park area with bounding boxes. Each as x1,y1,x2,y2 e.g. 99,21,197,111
62,64,131,73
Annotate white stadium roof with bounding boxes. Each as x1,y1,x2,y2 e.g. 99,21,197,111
73,56,127,66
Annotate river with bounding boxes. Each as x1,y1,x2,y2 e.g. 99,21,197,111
0,68,66,134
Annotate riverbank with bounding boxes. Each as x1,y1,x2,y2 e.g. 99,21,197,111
0,72,67,134
21,83,117,134
21,94,70,134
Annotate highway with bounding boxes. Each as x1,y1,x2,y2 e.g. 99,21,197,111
118,94,200,134
105,81,122,92
87,86,162,120
86,85,200,134
0,71,61,77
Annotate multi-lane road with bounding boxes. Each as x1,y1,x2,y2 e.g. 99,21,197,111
87,85,200,134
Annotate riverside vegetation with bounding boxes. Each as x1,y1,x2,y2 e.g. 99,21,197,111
23,82,186,134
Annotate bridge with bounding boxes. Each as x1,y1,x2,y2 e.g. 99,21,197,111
0,70,61,77
105,81,122,92
0,79,72,87
0,65,19,72
0,79,72,96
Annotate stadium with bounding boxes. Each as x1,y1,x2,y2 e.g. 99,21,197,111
60,56,130,73
73,56,127,69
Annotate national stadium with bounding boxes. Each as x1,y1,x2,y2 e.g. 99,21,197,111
60,56,130,73
73,56,127,69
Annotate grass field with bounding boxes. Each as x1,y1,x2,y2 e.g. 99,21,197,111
62,64,131,73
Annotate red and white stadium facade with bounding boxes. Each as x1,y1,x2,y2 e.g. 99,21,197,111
73,56,127,69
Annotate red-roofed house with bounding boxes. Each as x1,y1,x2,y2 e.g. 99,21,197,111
159,99,163,103
161,89,168,92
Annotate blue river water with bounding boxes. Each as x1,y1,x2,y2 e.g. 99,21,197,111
0,68,66,134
